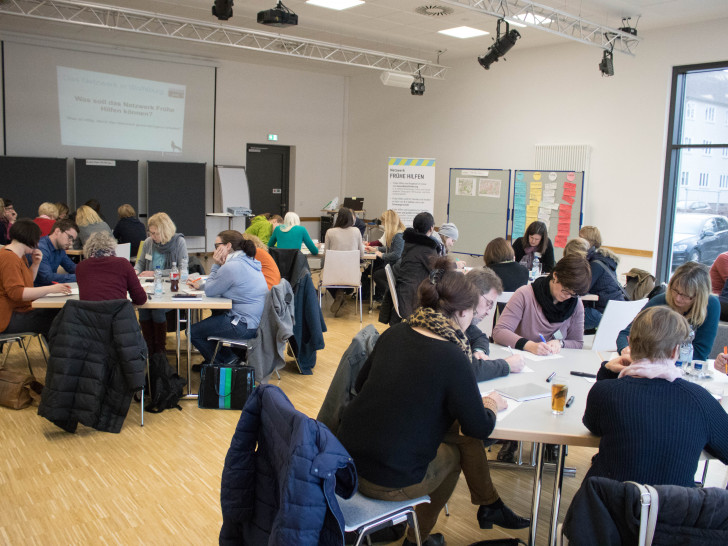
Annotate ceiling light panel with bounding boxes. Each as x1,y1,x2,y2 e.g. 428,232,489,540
306,0,365,10
438,26,488,38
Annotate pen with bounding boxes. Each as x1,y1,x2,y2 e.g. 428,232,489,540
507,346,514,356
570,371,597,378
724,346,727,355
546,372,556,382
539,334,547,343
566,396,575,408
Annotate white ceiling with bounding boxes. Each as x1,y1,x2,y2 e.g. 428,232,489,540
0,0,726,71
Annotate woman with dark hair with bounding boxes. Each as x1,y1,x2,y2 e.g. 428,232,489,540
617,261,719,361
493,254,591,354
483,236,529,292
0,218,71,337
338,258,508,546
112,204,147,259
324,207,364,316
511,220,556,273
189,230,268,365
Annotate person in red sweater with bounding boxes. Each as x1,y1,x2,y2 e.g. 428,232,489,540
33,202,59,237
709,251,728,294
0,219,71,337
76,231,147,305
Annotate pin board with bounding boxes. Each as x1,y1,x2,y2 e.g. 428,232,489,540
447,168,511,256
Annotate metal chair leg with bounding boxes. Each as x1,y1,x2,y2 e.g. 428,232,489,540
19,337,33,376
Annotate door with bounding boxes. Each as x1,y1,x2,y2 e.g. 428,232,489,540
245,144,290,217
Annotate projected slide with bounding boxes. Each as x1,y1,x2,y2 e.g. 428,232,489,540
57,66,186,153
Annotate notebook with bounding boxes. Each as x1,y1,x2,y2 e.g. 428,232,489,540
496,383,552,402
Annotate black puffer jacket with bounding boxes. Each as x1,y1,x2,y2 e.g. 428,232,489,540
588,249,627,313
394,228,440,319
38,299,147,433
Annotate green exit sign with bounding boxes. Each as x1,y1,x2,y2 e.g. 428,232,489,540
267,134,278,141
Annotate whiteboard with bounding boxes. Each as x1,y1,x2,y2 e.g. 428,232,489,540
214,165,250,212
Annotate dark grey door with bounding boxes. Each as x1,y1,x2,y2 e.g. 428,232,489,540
245,144,290,217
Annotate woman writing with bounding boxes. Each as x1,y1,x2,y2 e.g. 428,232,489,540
189,231,268,365
268,212,319,255
338,258,508,546
436,223,466,269
366,209,405,302
483,237,529,292
74,205,113,250
134,212,189,355
76,231,147,305
493,255,591,354
617,261,718,361
511,220,555,273
0,219,71,338
324,208,364,316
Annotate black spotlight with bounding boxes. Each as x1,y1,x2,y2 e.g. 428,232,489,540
410,71,425,96
478,19,521,70
212,0,233,21
599,49,614,76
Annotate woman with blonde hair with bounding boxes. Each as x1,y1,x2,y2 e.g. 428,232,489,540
617,261,719,361
34,202,59,237
267,211,319,255
55,202,70,220
241,232,281,289
134,212,189,355
578,225,602,250
74,205,112,249
368,209,406,302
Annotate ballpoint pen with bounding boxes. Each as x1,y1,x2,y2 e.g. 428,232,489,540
566,396,575,408
546,372,556,382
507,346,514,356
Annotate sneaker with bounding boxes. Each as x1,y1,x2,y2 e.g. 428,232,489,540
402,532,446,546
477,503,530,530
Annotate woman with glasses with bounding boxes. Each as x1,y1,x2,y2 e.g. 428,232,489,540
493,254,592,355
188,230,268,365
0,219,71,337
617,261,719,361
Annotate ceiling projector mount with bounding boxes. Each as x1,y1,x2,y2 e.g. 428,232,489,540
258,1,298,28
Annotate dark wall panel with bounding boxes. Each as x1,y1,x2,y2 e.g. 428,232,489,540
74,158,139,223
0,156,67,219
147,161,205,237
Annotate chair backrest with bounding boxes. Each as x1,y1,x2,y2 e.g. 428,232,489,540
384,264,400,318
269,247,309,284
709,321,728,359
322,250,361,287
115,242,131,261
591,298,648,353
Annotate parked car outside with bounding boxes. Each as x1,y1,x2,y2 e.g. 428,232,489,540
671,213,728,269
676,200,712,213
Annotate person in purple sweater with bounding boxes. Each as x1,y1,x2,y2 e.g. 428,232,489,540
493,254,591,354
76,231,147,306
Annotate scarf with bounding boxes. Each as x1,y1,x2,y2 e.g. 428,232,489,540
532,276,578,324
519,245,538,269
153,233,183,268
89,248,116,259
619,358,682,382
406,306,472,360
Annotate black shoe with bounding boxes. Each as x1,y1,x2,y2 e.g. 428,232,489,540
497,441,517,463
544,444,566,464
477,503,530,530
403,532,445,546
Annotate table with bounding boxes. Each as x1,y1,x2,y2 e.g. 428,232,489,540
480,346,602,546
32,283,232,398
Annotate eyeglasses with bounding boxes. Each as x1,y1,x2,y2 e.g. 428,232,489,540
558,285,577,298
63,231,76,243
214,242,224,249
671,287,695,300
481,296,496,311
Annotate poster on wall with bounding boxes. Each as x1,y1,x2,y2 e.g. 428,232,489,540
387,157,436,226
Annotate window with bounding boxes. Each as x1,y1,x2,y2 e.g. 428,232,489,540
716,217,728,232
680,171,689,186
723,147,728,158
720,174,728,189
699,172,710,187
686,102,695,120
706,106,715,122
704,139,712,155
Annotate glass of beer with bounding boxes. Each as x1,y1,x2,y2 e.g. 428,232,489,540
551,377,569,415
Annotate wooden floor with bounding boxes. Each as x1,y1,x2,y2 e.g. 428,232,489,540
1,295,725,545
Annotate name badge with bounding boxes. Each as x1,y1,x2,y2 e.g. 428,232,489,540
553,330,564,340
145,254,153,261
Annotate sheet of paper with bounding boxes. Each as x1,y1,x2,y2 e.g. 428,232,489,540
521,352,564,361
478,389,523,421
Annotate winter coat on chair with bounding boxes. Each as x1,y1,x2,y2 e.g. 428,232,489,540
395,228,441,320
220,384,357,546
38,299,147,433
588,249,627,313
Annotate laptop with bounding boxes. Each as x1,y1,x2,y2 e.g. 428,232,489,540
343,197,364,211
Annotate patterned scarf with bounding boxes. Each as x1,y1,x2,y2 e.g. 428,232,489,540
90,248,116,259
406,306,472,360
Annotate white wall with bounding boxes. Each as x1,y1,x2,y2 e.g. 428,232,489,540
344,17,728,277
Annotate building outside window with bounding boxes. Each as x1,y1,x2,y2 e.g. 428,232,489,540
706,106,716,122
720,174,728,189
699,172,710,187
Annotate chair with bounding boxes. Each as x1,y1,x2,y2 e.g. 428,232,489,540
0,332,48,375
115,242,131,261
590,298,648,353
337,491,430,546
318,249,363,322
384,263,400,320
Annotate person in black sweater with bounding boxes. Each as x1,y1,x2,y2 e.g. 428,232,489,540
112,204,147,259
511,220,555,273
338,258,509,546
484,236,530,293
582,306,728,487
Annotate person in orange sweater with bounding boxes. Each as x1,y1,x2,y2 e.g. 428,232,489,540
0,219,72,337
242,232,282,289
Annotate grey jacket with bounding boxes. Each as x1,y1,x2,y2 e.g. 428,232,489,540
134,234,189,275
248,279,295,382
75,221,112,250
317,324,380,435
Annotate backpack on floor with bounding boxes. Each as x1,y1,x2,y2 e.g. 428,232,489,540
144,353,186,413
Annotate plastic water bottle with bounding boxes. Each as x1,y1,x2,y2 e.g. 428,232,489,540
677,330,694,371
530,254,541,281
180,266,189,285
170,261,180,292
154,265,163,297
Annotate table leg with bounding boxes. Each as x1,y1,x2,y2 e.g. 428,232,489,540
369,264,374,312
182,306,199,400
528,442,544,546
548,444,567,546
175,309,182,375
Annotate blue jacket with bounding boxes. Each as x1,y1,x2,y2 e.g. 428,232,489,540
34,235,76,286
293,271,327,374
220,384,357,546
588,250,626,313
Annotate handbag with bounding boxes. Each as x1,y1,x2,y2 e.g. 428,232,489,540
198,363,255,410
0,369,43,410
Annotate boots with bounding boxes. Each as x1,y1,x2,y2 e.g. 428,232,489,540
140,319,155,357
330,290,346,316
153,321,168,354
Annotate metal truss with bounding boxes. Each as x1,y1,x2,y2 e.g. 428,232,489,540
0,0,449,79
440,0,641,55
